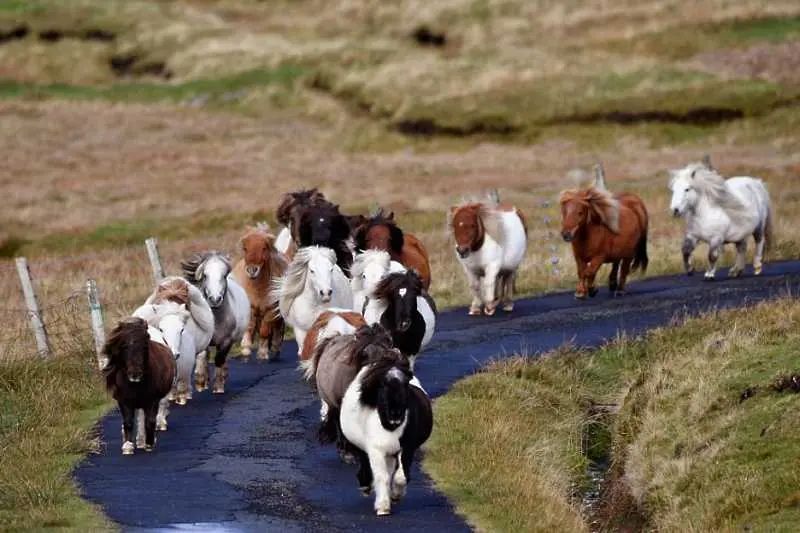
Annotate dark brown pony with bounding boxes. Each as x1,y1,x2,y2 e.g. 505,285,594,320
560,187,648,299
353,209,432,291
103,317,176,455
232,224,288,361
296,202,355,275
275,188,327,229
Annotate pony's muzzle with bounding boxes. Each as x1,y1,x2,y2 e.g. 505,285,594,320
246,265,261,279
672,208,681,217
398,319,411,332
127,373,142,383
561,230,574,242
456,245,470,258
207,295,223,307
319,289,333,302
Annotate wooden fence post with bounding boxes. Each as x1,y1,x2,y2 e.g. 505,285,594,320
86,279,107,370
145,237,165,283
14,257,51,358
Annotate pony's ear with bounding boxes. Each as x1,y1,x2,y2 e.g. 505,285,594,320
386,211,395,221
449,206,458,216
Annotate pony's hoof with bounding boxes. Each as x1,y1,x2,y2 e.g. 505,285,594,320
212,387,225,394
144,444,154,453
360,486,372,496
484,302,497,316
614,290,626,298
166,391,176,401
121,442,135,455
588,287,599,298
136,440,146,449
703,272,715,281
176,397,187,406
502,302,514,312
468,306,481,316
728,269,742,278
339,451,356,465
268,350,281,362
574,292,587,300
156,420,167,431
754,265,763,276
376,507,391,517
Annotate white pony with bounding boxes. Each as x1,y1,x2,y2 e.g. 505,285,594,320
449,193,528,315
350,249,406,314
181,251,250,394
669,157,772,279
133,301,196,415
270,245,353,354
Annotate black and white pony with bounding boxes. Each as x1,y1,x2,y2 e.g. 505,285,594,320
340,349,433,516
362,270,436,369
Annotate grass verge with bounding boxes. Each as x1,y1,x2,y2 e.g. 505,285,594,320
0,350,114,532
424,297,800,532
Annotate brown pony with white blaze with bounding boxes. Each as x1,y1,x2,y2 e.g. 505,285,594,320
353,209,432,291
449,194,529,315
560,186,649,299
232,223,288,361
103,317,176,455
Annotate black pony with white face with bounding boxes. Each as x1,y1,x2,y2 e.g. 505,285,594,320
364,270,436,369
339,347,433,516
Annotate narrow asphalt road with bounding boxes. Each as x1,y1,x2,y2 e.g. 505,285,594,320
76,260,800,533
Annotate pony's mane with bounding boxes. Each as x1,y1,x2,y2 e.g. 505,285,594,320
676,162,752,224
269,246,336,312
559,186,620,233
102,317,150,385
359,348,412,407
181,250,230,284
448,197,507,245
136,300,190,325
153,278,190,306
308,323,394,381
276,188,326,227
350,250,391,293
353,208,404,255
373,270,424,302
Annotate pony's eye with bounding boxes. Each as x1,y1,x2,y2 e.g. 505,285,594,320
310,269,315,274
362,274,367,279
685,187,690,192
329,266,334,272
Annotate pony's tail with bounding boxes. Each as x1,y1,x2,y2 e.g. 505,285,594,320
763,205,774,259
631,225,649,274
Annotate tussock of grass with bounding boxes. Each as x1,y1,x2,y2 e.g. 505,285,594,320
425,298,800,532
0,350,113,532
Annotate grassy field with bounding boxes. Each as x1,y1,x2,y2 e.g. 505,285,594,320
2,0,800,530
424,298,800,532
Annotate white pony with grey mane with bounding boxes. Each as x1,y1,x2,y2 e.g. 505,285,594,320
133,301,196,420
270,245,353,353
669,155,772,279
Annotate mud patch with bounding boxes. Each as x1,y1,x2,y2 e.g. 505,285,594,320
691,40,800,85
38,28,116,42
412,25,447,47
0,25,29,44
109,54,172,80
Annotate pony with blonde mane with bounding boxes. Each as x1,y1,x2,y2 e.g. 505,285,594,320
669,156,772,279
448,192,528,315
269,245,353,354
560,181,648,299
232,223,288,361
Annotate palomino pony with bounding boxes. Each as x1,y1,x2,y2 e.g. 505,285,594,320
132,301,196,409
363,270,436,369
182,251,250,394
269,245,353,356
103,317,175,455
340,346,433,516
232,223,288,361
275,188,327,260
669,157,772,279
449,195,528,315
560,185,649,298
350,249,406,314
353,209,432,291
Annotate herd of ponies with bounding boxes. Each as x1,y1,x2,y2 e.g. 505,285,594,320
100,155,773,516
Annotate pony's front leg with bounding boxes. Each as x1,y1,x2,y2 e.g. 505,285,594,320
464,269,482,315
616,258,633,295
728,240,747,278
194,350,209,392
608,261,620,293
368,450,394,516
119,403,136,456
705,241,723,280
682,235,697,276
573,250,588,299
143,401,159,452
267,316,285,361
583,257,604,298
391,451,407,502
501,272,516,312
212,343,232,394
156,397,170,431
135,409,146,449
175,377,189,406
481,265,501,315
240,308,257,359
753,228,767,275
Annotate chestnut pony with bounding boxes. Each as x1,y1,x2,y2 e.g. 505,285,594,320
560,186,649,298
232,223,288,361
353,209,432,291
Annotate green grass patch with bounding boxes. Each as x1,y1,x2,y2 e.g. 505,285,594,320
425,298,800,532
0,350,114,532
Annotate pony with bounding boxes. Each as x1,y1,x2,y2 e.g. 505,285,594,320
269,245,353,355
560,185,649,298
669,157,772,279
449,195,528,315
102,317,176,455
350,249,406,314
182,251,250,394
140,276,214,403
363,270,436,369
295,202,355,276
300,308,366,368
275,188,327,261
340,347,433,516
305,323,392,461
352,209,432,291
132,301,196,409
231,223,288,361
